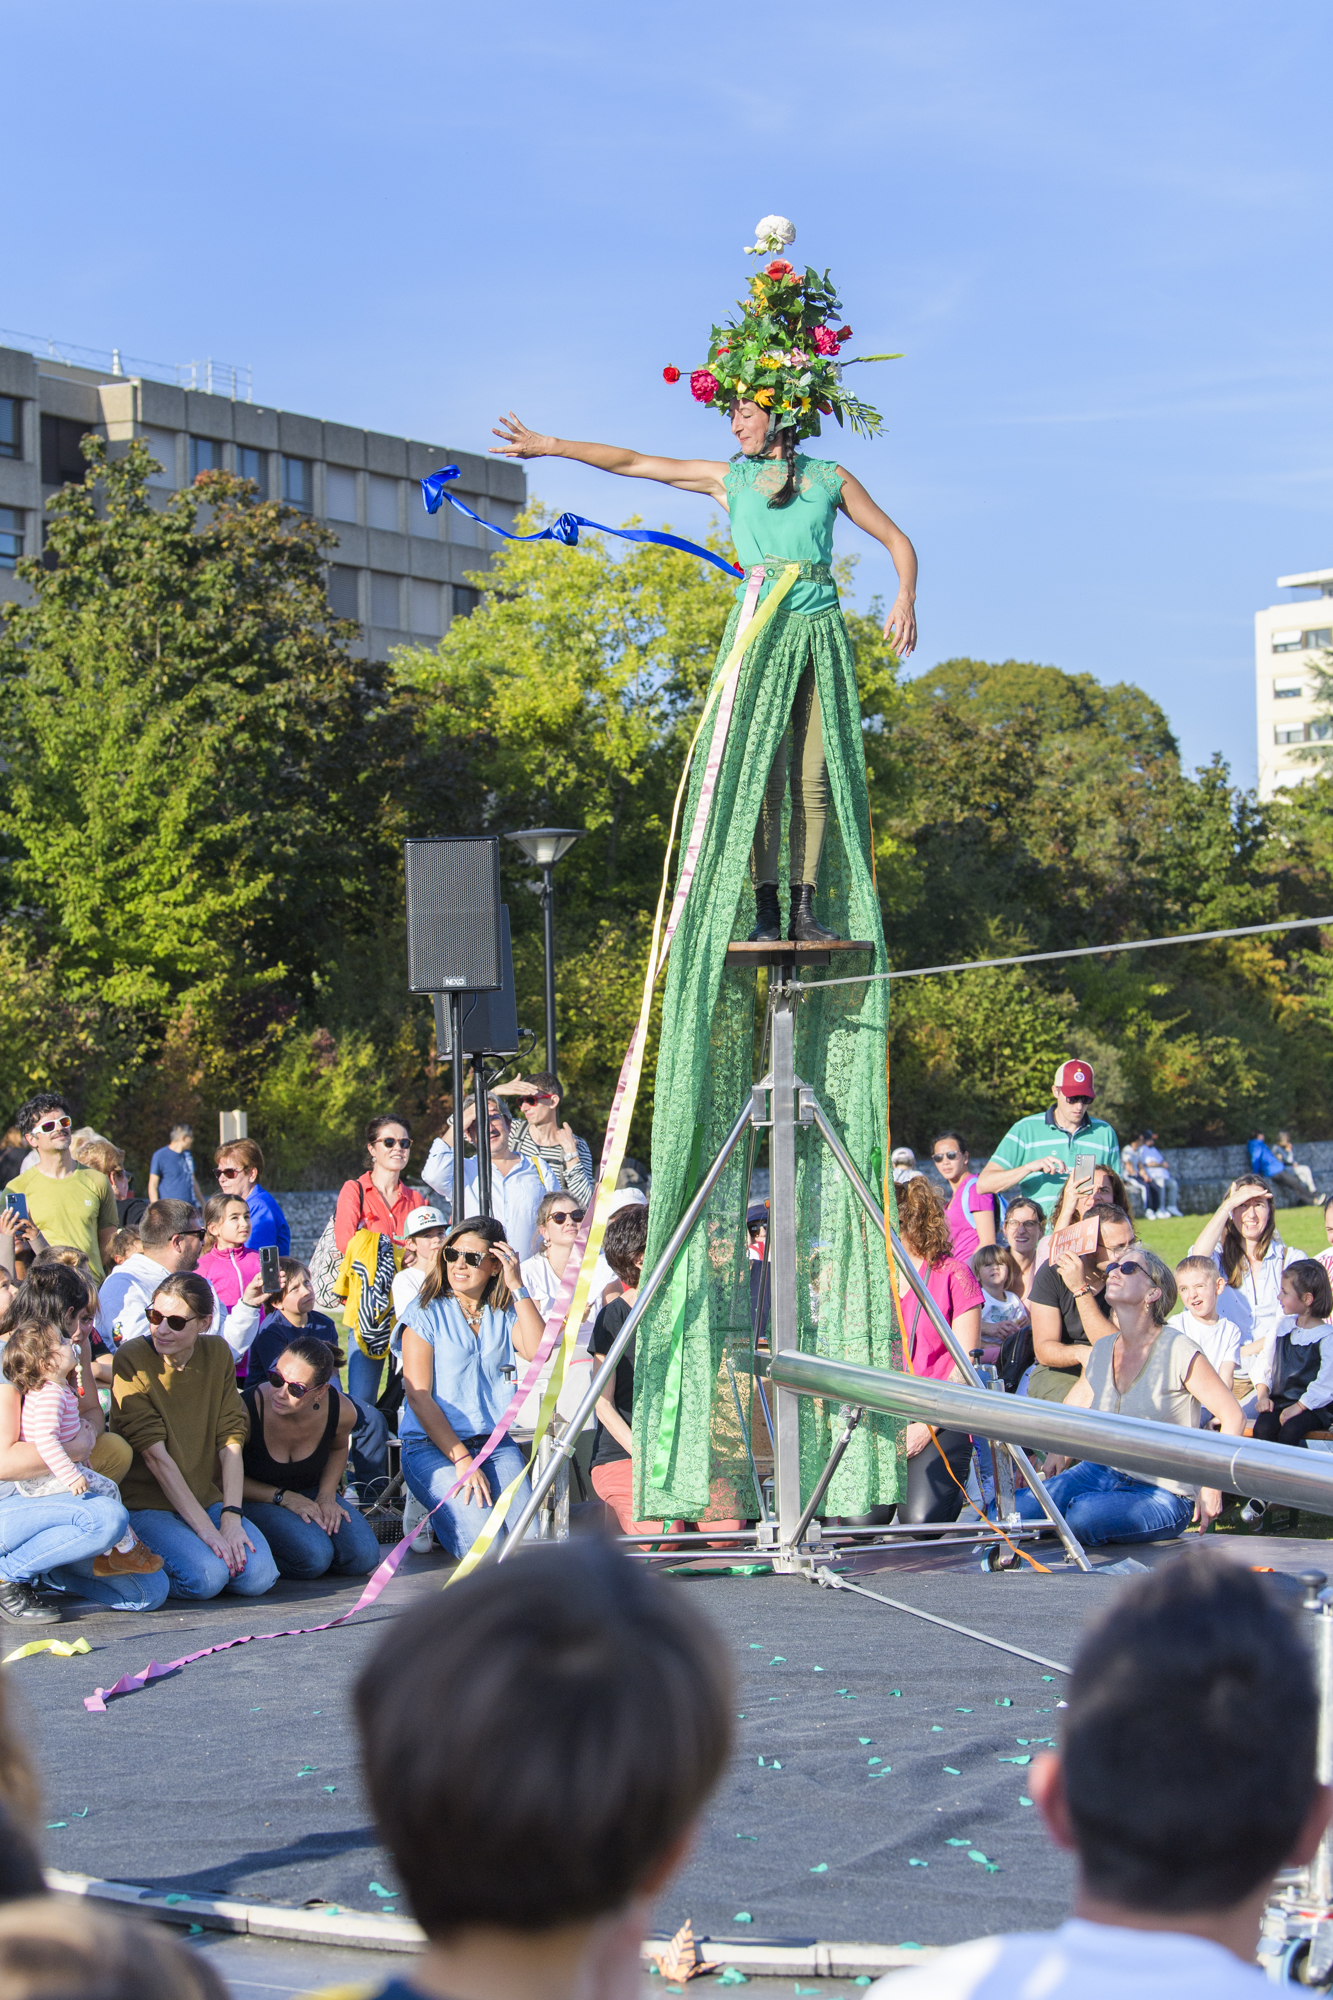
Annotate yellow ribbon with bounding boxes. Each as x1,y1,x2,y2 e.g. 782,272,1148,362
3,1636,91,1665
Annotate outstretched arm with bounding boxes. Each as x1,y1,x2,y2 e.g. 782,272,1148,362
837,470,918,658
491,413,729,504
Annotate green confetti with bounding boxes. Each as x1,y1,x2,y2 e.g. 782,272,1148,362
854,1979,873,1986
908,1858,927,1867
44,1822,66,1830
858,1737,872,1745
813,1666,824,1672
164,1895,190,1906
770,1657,786,1664
995,1697,1012,1707
771,1760,782,1769
930,1725,944,1733
734,1912,753,1924
868,1757,882,1766
716,1971,749,1987
368,1882,396,1899
749,1644,763,1650
998,1755,1031,1765
296,1765,317,1776
323,1785,337,1793
900,1944,923,1951
736,1833,758,1840
889,1689,902,1698
1041,1675,1054,1682
250,1706,261,1711
945,1839,971,1847
1019,1796,1033,1807
71,1808,88,1818
312,1708,321,1714
1016,1739,1030,1745
796,1987,821,1995
188,1925,203,1936
943,1766,961,1775
737,1714,747,1719
967,1850,990,1864
955,1707,973,1713
757,1757,766,1766
809,1863,828,1873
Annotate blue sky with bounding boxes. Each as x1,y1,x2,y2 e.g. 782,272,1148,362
5,0,1329,785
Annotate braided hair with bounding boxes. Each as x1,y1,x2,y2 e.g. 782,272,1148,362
767,426,799,510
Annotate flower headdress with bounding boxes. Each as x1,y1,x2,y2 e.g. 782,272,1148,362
661,216,898,443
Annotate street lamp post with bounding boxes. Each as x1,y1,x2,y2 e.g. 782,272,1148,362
504,827,584,1073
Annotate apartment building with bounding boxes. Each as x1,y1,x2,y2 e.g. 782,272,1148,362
0,340,526,657
1255,565,1333,799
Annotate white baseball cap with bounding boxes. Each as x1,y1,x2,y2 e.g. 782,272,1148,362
404,1206,448,1239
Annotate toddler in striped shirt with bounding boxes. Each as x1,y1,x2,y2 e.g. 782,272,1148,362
2,1320,149,1566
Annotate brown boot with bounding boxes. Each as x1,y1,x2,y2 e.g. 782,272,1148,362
94,1542,165,1577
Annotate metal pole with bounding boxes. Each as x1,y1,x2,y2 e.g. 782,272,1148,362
541,864,557,1072
788,1406,863,1550
770,973,802,1563
450,994,467,1230
497,1097,756,1557
805,1097,1091,1571
473,1065,493,1220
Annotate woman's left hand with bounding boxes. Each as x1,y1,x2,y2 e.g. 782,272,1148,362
217,1514,255,1575
1054,1249,1087,1293
315,1496,349,1535
903,1422,932,1459
884,593,916,659
493,1241,523,1289
1196,1486,1224,1529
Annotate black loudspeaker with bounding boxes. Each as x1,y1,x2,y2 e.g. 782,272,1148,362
404,837,502,991
433,907,520,1058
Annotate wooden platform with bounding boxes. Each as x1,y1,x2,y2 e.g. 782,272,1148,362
725,939,875,970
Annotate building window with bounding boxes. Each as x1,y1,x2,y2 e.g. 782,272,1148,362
1305,627,1333,651
189,436,223,480
447,504,479,548
410,579,442,636
326,565,360,621
1272,626,1333,653
282,456,312,512
1276,721,1332,745
370,571,401,627
452,584,480,619
1274,683,1304,700
368,475,399,532
325,466,358,522
0,396,20,459
409,489,439,538
142,429,177,488
40,414,92,487
0,507,23,569
236,445,268,497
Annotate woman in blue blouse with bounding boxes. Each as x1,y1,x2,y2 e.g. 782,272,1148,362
399,1216,545,1559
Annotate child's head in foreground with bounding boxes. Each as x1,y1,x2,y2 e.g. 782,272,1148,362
1049,1549,1323,1914
355,1538,733,1939
1173,1253,1224,1319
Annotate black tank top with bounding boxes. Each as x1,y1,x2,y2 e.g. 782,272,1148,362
242,1385,341,1493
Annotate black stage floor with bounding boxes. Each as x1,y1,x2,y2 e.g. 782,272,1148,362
10,1531,1326,1952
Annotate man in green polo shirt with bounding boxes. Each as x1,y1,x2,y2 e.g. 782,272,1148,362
975,1060,1121,1218
3,1092,118,1281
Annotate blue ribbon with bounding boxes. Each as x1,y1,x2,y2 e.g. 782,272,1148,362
420,466,744,579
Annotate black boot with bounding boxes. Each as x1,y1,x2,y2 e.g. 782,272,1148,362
0,1580,59,1624
789,884,839,944
748,881,782,942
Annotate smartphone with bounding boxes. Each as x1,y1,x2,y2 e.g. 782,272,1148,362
259,1243,282,1294
1073,1150,1095,1191
2,1192,27,1221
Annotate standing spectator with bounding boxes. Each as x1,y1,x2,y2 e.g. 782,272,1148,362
928,1131,996,1259
1016,1247,1241,1543
72,1137,146,1230
214,1138,290,1253
333,1114,428,1420
492,1073,594,1205
895,1175,983,1524
975,1060,1120,1215
111,1271,280,1600
422,1096,544,1259
747,1200,771,1342
2,1094,117,1283
240,1332,379,1579
196,1195,259,1311
1190,1176,1301,1369
147,1125,202,1207
96,1200,265,1360
1247,1131,1314,1206
1137,1131,1183,1217
1026,1204,1138,1402
1000,1196,1046,1304
1276,1130,1319,1199
890,1145,923,1187
1037,1162,1133,1270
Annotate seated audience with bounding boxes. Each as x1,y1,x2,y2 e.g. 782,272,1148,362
875,1553,1330,2000
196,1193,260,1310
399,1219,544,1560
105,1225,140,1269
1016,1247,1242,1544
1026,1204,1137,1402
97,1199,264,1360
391,1207,449,1324
1251,1258,1333,1451
0,1899,228,2000
1191,1175,1300,1367
215,1136,290,1253
970,1244,1028,1366
240,1331,378,1579
999,1195,1045,1304
1276,1129,1319,1199
423,1096,544,1258
1120,1136,1158,1217
895,1175,982,1524
243,1258,340,1390
1169,1255,1245,1412
928,1130,996,1259
1248,1130,1315,1206
353,1539,732,2000
590,1204,678,1540
1137,1130,1182,1216
111,1272,279,1599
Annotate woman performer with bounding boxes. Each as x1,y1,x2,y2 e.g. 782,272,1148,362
493,218,914,1526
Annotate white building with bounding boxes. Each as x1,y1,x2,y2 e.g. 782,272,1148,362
1254,566,1333,799
0,337,525,658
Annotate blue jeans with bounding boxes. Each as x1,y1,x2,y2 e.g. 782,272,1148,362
400,1433,531,1561
0,1491,169,1611
346,1350,391,1485
127,1503,281,1599
245,1494,380,1579
1016,1461,1194,1546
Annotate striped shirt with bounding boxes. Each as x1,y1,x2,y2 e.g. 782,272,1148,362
987,1107,1121,1214
507,1120,594,1207
21,1380,82,1490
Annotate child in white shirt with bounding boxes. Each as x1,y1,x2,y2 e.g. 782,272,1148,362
969,1245,1028,1367
1170,1256,1244,1416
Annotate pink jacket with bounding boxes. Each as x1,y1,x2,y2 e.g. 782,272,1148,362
197,1246,261,1311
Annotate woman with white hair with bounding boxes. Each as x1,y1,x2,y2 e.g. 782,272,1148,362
1016,1245,1243,1545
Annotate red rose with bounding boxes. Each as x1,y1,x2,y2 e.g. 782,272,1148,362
836,326,853,343
816,399,833,415
662,366,681,384
690,369,719,404
766,259,793,278
812,325,840,356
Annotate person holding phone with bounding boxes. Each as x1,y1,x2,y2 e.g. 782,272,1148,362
242,1259,340,1390
491,1073,594,1206
398,1217,546,1560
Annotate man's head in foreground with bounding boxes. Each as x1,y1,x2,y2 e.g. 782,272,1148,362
355,1538,732,2000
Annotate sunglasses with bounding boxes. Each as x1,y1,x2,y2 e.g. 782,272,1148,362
377,1137,410,1150
444,1247,489,1268
267,1369,312,1398
1103,1260,1148,1278
522,1092,557,1105
146,1308,203,1332
932,1149,960,1162
547,1209,584,1226
32,1116,71,1135
216,1165,245,1180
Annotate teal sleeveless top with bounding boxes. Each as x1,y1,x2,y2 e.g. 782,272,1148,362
723,453,845,615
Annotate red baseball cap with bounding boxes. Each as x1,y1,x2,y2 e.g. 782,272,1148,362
1053,1060,1095,1099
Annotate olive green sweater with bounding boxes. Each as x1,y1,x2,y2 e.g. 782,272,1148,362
110,1335,249,1513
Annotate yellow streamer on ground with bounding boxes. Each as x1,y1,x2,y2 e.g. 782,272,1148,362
2,1636,90,1665
447,566,800,1579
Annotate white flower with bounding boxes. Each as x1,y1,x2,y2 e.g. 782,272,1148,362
745,214,796,257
